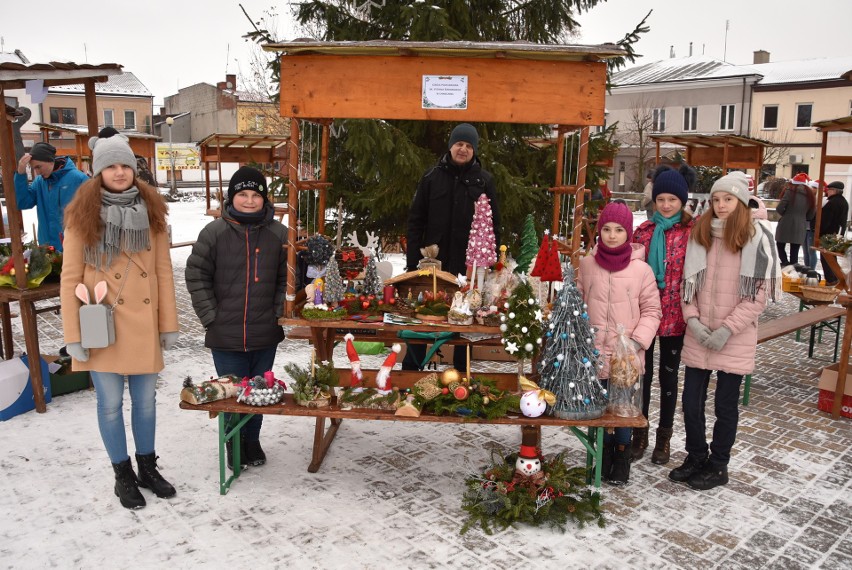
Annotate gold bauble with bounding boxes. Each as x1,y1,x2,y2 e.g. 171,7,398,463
441,368,461,386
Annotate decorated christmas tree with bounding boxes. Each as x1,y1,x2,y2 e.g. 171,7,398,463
499,278,544,372
514,214,538,274
466,194,498,282
323,253,345,306
537,264,607,420
363,254,383,296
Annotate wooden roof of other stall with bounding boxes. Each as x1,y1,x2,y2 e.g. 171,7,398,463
650,133,771,171
813,115,852,133
197,133,289,164
0,61,122,88
33,122,158,169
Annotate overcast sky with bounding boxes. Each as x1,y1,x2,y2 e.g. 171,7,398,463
2,0,850,107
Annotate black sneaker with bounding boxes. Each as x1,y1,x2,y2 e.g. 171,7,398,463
668,454,708,483
687,466,729,490
244,440,266,467
225,436,248,471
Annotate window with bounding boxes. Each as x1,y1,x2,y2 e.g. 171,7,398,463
254,114,264,131
719,104,735,131
683,107,698,131
795,103,812,129
652,108,666,132
103,109,114,127
4,96,18,107
618,162,625,189
762,105,778,130
49,107,77,124
124,110,136,130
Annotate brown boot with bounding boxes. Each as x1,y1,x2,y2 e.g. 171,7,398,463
630,427,649,461
651,427,674,465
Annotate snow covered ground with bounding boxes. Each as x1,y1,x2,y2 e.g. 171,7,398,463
1,198,850,569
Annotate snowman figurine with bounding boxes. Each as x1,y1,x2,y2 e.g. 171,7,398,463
515,444,542,477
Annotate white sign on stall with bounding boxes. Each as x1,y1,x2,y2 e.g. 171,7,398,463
422,75,468,110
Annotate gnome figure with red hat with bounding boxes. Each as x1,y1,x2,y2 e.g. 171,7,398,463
343,334,363,389
375,344,402,392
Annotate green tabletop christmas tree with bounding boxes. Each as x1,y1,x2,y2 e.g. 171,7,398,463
499,277,544,374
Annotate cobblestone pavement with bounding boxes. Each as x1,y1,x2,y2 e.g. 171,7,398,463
1,260,851,569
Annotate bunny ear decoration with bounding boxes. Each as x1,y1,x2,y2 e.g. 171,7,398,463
93,281,108,304
75,284,91,305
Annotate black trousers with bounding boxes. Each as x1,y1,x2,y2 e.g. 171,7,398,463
402,343,467,372
681,366,743,469
642,335,684,429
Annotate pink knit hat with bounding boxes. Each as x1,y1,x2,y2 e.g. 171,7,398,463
598,202,634,241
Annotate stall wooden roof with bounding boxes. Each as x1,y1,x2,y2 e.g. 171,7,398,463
33,122,158,173
197,133,289,164
650,133,771,171
813,115,852,133
0,61,122,89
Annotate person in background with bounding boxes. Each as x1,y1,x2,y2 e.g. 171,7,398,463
631,164,696,465
671,171,780,490
820,181,849,286
639,170,655,220
578,201,661,486
14,141,88,251
185,166,288,470
60,134,179,510
405,123,499,372
774,173,815,266
803,180,822,270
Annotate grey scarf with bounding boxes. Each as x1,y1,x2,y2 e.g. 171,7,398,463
84,187,150,270
683,217,781,303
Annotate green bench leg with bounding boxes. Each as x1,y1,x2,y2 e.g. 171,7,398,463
742,374,751,406
570,425,603,491
218,412,254,495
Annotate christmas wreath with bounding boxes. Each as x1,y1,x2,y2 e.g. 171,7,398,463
460,449,605,535
0,242,61,288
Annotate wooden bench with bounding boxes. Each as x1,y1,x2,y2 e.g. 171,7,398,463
744,305,845,405
179,369,646,495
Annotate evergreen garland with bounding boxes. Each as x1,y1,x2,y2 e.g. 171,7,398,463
460,449,605,535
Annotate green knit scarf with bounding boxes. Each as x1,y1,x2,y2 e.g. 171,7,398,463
648,210,681,288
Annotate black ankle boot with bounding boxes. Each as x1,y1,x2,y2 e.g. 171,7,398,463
135,453,176,499
651,427,674,465
600,441,614,480
608,444,631,486
244,440,266,467
668,454,708,483
226,435,248,471
113,458,146,510
687,465,729,490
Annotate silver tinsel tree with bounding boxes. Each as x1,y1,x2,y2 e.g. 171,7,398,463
537,264,608,420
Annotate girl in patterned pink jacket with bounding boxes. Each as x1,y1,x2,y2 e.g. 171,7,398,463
669,172,781,491
579,201,661,485
631,165,695,465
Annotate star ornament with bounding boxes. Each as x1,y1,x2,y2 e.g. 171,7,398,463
505,341,520,355
534,309,544,321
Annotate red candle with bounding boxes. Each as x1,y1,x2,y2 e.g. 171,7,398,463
383,285,395,304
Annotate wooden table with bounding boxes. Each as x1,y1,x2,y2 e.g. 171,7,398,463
0,282,60,413
180,369,647,495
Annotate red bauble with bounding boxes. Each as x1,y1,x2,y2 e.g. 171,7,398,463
441,387,449,395
359,295,366,301
453,385,469,400
361,301,370,309
389,298,396,305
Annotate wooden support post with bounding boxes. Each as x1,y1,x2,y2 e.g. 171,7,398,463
552,125,567,236
285,120,301,316
318,121,330,235
84,79,99,136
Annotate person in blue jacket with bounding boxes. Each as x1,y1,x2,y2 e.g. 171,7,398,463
14,142,88,251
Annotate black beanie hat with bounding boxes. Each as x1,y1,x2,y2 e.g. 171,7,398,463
448,123,479,153
228,166,268,204
30,142,56,163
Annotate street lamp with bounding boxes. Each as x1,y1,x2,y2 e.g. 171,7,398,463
165,116,177,198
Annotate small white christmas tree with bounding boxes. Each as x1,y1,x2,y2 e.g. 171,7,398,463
323,254,345,306
363,253,383,296
466,193,498,288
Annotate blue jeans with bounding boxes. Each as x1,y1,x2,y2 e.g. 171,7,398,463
90,371,158,464
681,367,743,469
211,347,277,441
803,229,818,270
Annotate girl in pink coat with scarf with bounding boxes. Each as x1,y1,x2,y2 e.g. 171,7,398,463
579,202,661,485
670,172,781,491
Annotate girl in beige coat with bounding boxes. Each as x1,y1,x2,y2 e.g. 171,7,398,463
60,133,179,510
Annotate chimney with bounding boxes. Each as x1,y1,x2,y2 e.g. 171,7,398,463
670,45,675,58
226,74,236,89
689,42,693,57
753,50,770,64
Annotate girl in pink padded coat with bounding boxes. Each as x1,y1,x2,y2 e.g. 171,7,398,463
669,172,781,491
578,201,661,485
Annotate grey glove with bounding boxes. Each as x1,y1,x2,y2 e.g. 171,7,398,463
160,331,179,351
66,342,89,362
687,318,712,345
703,326,732,351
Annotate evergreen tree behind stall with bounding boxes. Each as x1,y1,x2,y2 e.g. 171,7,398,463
538,264,607,419
243,1,648,251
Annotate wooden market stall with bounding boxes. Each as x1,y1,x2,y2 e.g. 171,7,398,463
0,60,122,413
812,115,852,419
32,122,158,176
197,133,291,218
650,133,770,179
264,39,624,316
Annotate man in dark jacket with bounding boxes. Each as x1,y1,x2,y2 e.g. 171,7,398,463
404,124,500,371
820,181,849,286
